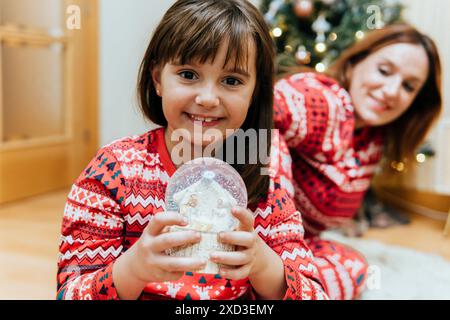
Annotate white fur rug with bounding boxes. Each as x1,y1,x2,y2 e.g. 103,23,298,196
321,231,450,300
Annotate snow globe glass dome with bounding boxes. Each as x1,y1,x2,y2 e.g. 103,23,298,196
164,157,248,274
165,157,247,232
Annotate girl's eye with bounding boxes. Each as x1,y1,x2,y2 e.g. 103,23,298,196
179,71,197,80
223,77,242,86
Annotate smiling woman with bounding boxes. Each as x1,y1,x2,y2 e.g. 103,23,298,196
274,23,442,233
273,23,443,299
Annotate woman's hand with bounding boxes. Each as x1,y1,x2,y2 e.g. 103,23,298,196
127,211,207,283
209,207,266,280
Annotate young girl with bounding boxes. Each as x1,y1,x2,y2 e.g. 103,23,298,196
57,0,328,300
274,24,442,299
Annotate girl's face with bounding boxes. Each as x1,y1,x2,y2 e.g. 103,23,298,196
152,40,256,151
349,43,429,128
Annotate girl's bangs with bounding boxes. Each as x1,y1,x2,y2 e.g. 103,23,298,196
162,10,252,72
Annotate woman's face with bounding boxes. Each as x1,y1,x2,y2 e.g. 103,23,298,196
349,43,429,128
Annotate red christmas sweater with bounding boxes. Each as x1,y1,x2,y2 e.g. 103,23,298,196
57,127,328,300
274,72,384,235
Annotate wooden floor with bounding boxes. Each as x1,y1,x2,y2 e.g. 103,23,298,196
1,189,449,300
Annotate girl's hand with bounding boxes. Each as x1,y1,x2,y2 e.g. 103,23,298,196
128,211,207,283
209,207,266,280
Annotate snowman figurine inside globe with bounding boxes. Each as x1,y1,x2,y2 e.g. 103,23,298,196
165,157,248,274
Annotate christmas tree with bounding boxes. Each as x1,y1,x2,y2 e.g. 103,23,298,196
260,0,404,74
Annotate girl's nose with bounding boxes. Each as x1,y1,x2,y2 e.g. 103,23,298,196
195,87,220,108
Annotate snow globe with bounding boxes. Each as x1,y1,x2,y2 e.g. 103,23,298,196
165,157,247,274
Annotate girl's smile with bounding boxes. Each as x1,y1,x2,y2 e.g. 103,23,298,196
184,112,223,127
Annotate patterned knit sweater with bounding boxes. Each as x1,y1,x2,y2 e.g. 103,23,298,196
57,127,328,300
274,72,384,235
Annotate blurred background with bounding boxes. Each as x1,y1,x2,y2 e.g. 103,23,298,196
0,0,449,299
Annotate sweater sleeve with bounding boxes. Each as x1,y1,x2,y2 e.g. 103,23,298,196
57,146,126,300
252,134,329,300
273,72,355,163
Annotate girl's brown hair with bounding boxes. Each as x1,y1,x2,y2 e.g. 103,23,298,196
328,23,442,162
137,0,276,206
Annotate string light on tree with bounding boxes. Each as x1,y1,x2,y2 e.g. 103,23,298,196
414,143,435,164
295,45,311,64
390,161,405,172
329,32,338,42
272,27,283,38
416,153,426,163
315,62,326,72
315,41,327,53
315,54,332,72
285,44,294,53
355,30,365,40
